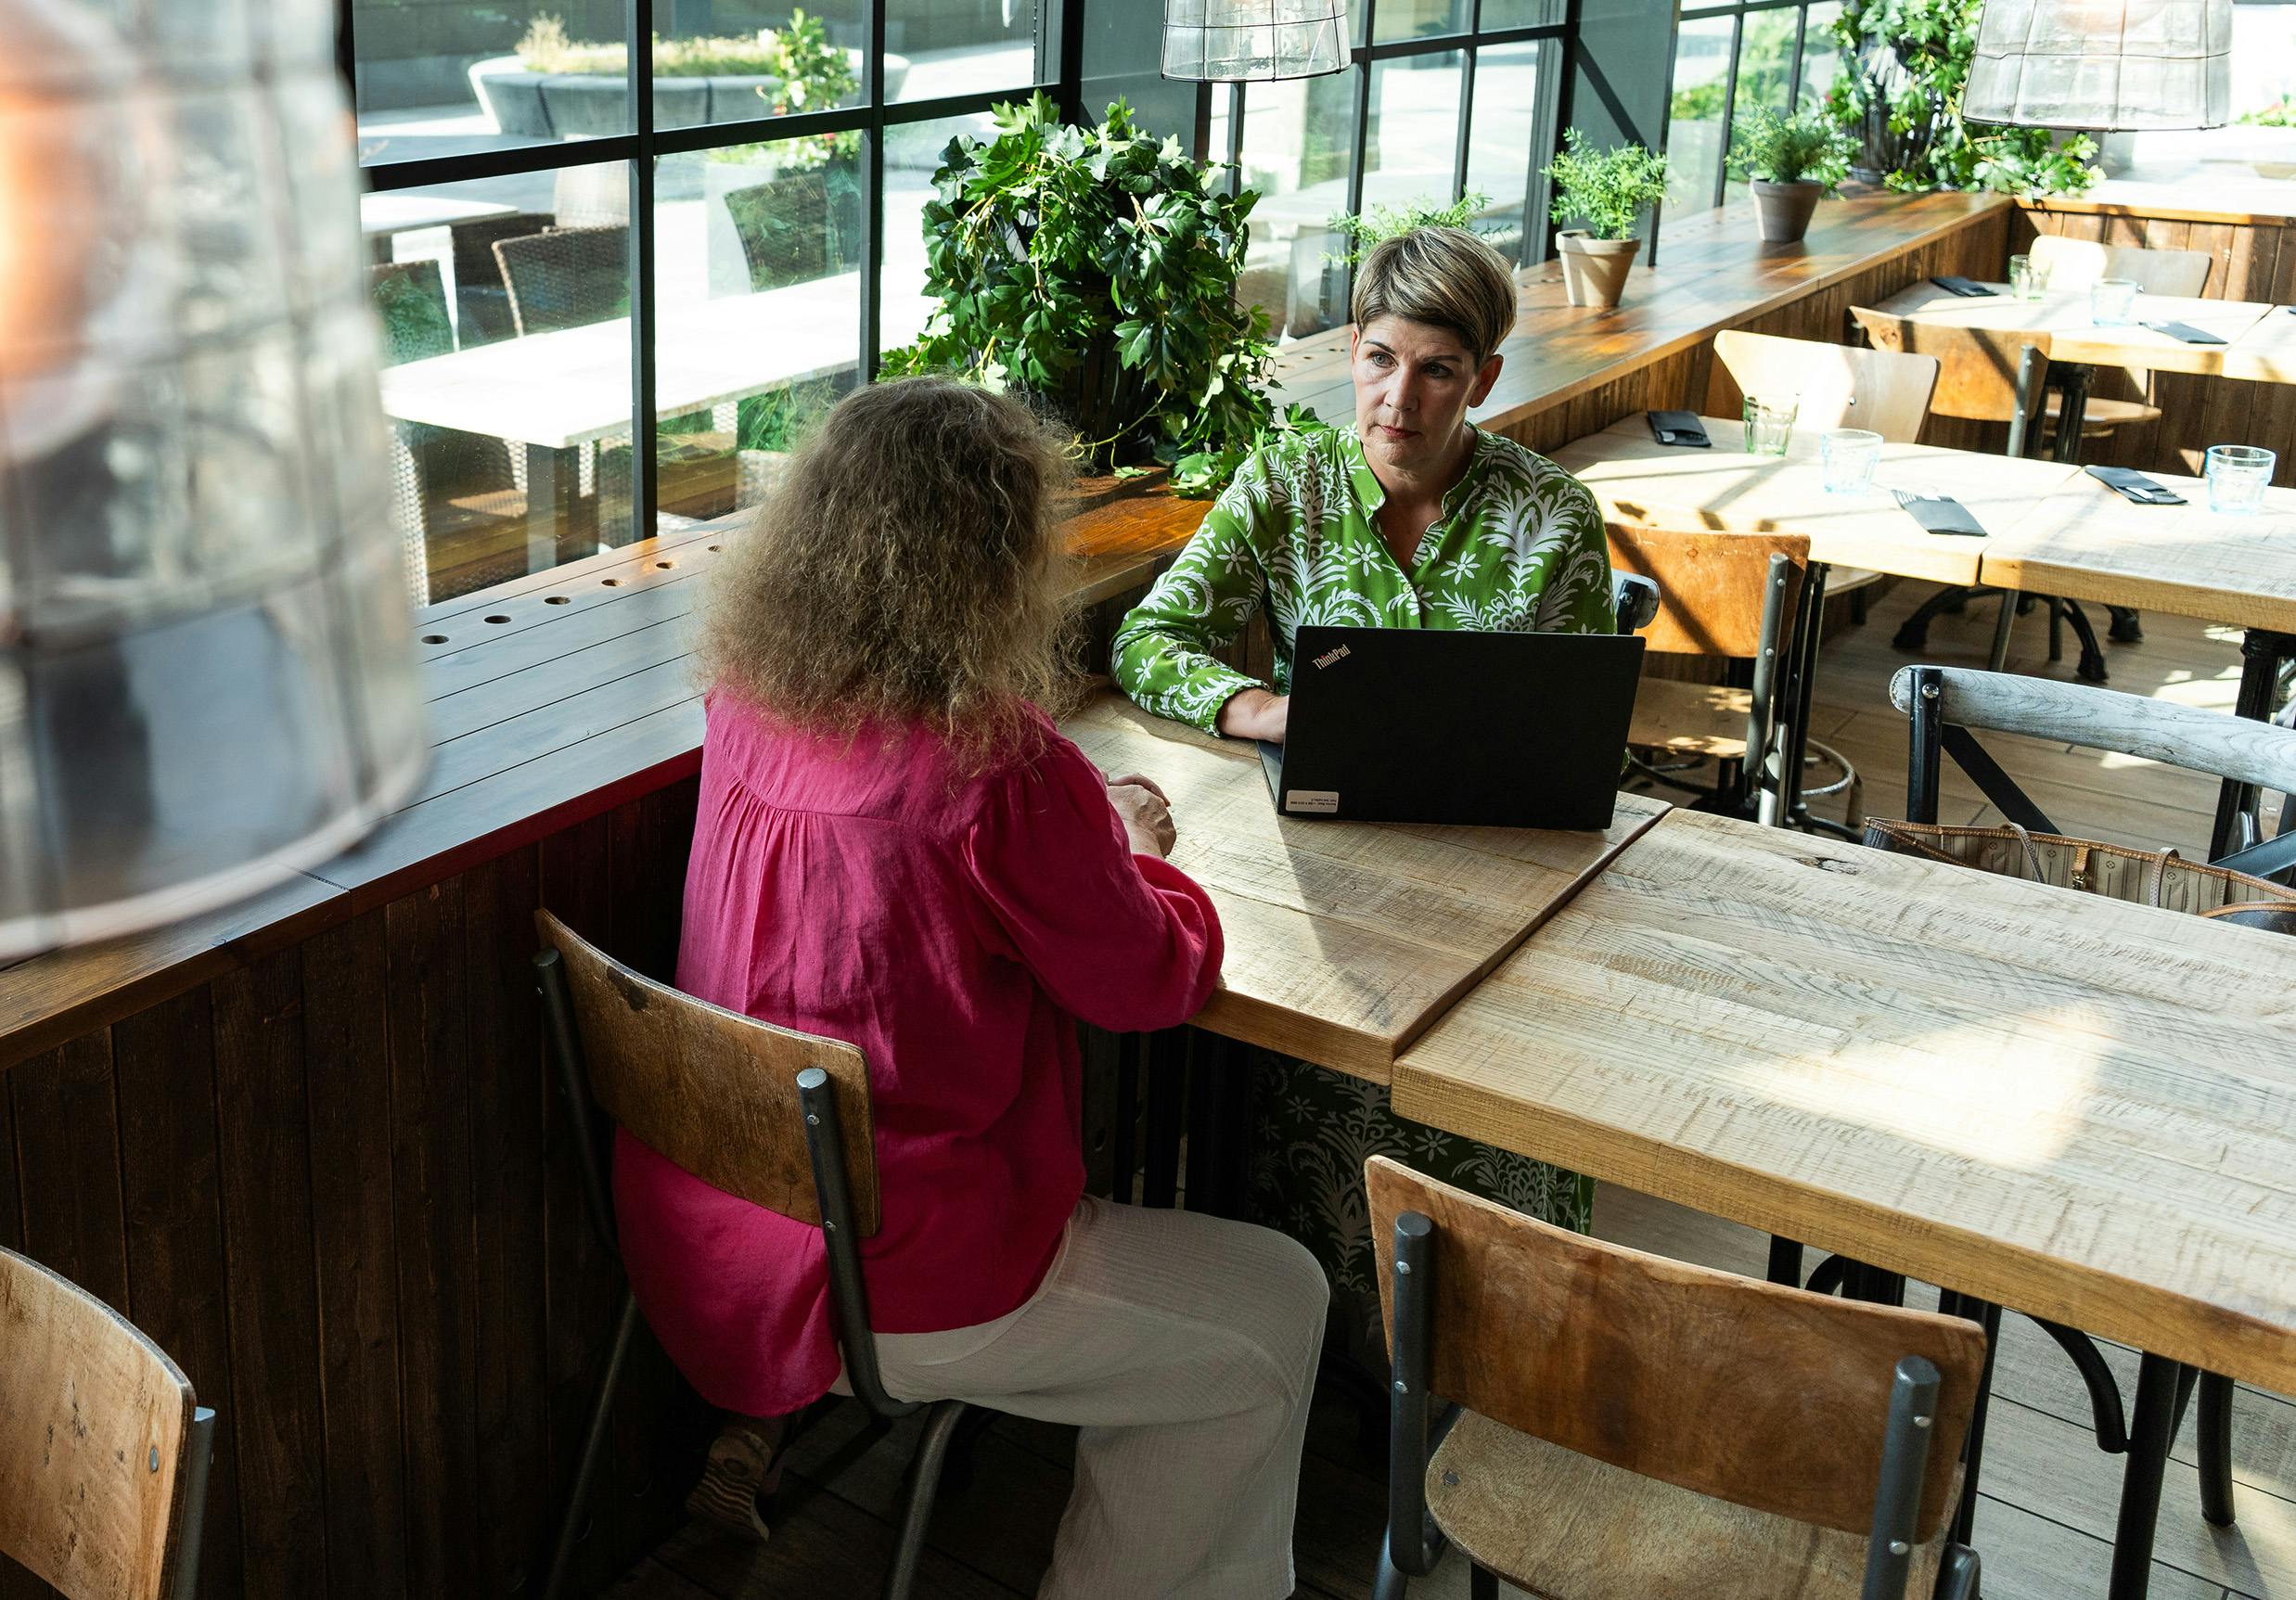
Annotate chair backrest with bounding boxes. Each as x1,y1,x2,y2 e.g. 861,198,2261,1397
531,908,880,1235
1850,308,2049,429
368,259,454,365
2028,235,2213,297
448,211,555,344
0,1248,213,1600
724,172,838,293
1607,524,1808,659
494,224,629,337
1891,664,2296,872
1712,329,1940,443
1367,1158,1985,1542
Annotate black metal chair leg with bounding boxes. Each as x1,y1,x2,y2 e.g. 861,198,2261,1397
1469,1562,1500,1600
1947,1297,2004,1550
542,1290,644,1600
1765,1235,1803,1287
2199,1372,2238,1528
2108,1355,2181,1600
1372,1545,1411,1600
882,1400,968,1600
2032,1318,2129,1452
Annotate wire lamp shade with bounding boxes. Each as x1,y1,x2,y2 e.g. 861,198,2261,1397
1161,0,1351,82
1963,0,2232,129
0,0,426,959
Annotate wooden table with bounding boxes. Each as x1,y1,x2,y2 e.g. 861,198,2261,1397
1392,805,2296,1598
1058,694,1668,1082
1549,416,2085,585
1867,279,2277,378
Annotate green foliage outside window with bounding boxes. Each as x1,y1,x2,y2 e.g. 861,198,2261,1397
1816,0,2098,196
879,94,1277,496
1328,189,1494,267
2239,96,2296,126
1545,129,1670,241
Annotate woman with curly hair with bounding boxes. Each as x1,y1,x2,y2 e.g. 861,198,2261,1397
620,376,1328,1599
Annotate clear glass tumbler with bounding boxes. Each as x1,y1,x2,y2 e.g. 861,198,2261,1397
1820,429,1884,493
1743,396,1798,456
2206,444,2276,515
2008,253,2047,300
2089,277,2140,326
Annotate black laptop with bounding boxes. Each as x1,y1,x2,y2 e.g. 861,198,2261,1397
1256,625,1646,829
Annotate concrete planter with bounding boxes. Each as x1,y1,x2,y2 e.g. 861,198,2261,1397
468,52,906,138
1557,230,1638,309
1750,179,1823,244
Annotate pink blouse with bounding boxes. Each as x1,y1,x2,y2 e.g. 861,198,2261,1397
613,693,1224,1416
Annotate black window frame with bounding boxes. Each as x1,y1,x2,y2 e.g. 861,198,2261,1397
341,0,1076,552
1661,0,1836,221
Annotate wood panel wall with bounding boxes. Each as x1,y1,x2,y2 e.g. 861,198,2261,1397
1,784,705,1600
2016,202,2296,485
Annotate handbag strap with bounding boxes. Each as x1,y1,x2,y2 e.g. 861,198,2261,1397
2003,821,2048,881
2145,849,2180,908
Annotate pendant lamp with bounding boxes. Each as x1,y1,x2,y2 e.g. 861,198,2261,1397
0,0,427,959
1161,0,1351,82
1963,0,2233,129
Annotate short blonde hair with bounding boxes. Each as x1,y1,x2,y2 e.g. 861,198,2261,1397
699,376,1080,773
1349,225,1518,363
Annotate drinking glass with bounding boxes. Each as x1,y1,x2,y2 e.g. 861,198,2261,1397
1742,396,1797,456
2089,277,2140,326
1820,429,1884,493
2206,444,2276,515
2008,253,2047,300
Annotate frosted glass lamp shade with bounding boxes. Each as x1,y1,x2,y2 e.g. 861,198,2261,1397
1964,0,2233,130
0,0,426,959
1161,0,1350,82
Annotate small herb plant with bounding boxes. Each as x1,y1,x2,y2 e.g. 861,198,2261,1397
1728,105,1855,191
1544,130,1669,242
880,94,1275,496
1328,189,1493,266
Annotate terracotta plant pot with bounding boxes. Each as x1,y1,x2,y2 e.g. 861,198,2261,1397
1751,179,1823,244
1557,230,1639,309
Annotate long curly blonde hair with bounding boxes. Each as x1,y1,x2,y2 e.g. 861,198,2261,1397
699,376,1080,771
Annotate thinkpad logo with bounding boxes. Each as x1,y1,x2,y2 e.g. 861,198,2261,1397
1312,643,1352,670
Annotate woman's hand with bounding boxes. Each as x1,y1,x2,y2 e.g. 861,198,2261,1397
1217,687,1289,744
1106,774,1177,858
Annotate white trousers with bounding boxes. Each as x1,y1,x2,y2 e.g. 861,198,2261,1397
861,1194,1330,1600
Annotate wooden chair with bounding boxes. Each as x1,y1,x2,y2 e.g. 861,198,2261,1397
1366,1158,1985,1600
531,912,968,1600
1712,328,1941,442
1850,308,2111,683
0,1248,216,1600
1611,525,1855,831
1858,664,2296,1581
1711,328,1942,631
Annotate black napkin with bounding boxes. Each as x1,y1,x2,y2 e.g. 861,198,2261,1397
2085,466,2187,506
1929,275,1998,298
1894,491,1987,535
2139,319,2227,346
1646,410,1712,448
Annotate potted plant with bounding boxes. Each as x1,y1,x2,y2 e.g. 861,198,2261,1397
1728,105,1855,243
1819,0,2098,196
880,94,1276,495
1543,130,1668,310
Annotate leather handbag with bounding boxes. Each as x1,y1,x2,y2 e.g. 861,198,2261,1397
1861,817,2296,922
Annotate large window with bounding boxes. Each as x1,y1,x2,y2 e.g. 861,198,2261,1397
1661,0,1841,231
1215,5,1568,343
348,0,1055,604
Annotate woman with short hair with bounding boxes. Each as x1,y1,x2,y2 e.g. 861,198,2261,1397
629,376,1328,1598
1111,225,1614,1362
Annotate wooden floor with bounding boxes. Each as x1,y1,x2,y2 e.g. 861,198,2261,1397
609,582,2289,1600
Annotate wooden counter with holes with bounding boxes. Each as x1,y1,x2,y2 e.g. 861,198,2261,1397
0,187,2016,1600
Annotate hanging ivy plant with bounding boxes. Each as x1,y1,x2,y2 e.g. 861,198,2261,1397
879,93,1276,495
1820,0,2100,197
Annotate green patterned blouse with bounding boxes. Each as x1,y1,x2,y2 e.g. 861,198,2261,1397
1111,425,1617,734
